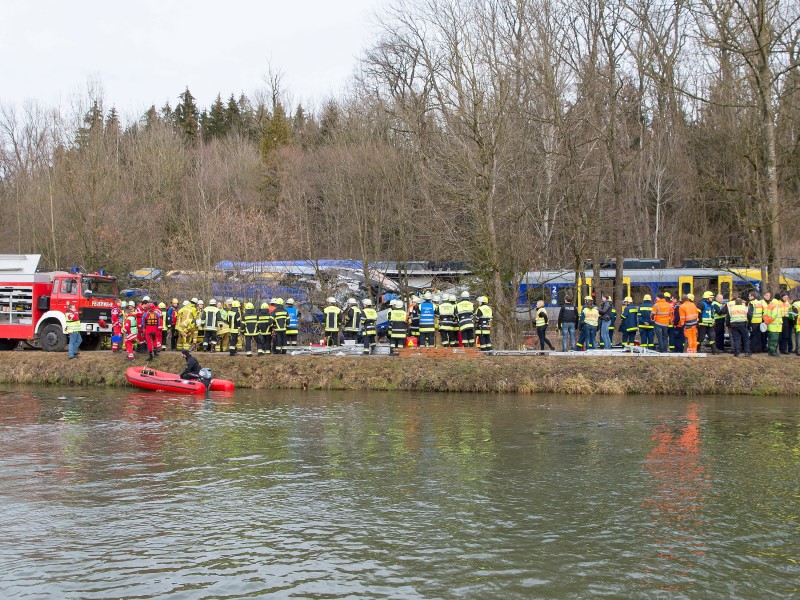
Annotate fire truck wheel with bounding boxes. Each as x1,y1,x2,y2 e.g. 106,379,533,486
0,339,18,351
40,323,67,352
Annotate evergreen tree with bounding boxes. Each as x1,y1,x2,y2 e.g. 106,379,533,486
174,87,199,143
143,105,161,129
75,100,104,148
105,107,121,137
259,102,292,160
226,94,241,135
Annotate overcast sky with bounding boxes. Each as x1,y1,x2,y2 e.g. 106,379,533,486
1,0,383,121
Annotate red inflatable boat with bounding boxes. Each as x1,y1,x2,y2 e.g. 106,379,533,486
125,367,235,394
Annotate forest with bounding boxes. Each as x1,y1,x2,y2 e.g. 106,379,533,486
1,0,798,343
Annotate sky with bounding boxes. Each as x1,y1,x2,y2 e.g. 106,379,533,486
0,0,384,121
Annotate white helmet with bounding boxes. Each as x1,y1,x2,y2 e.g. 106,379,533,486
127,300,135,308
182,300,189,306
392,299,402,308
326,296,336,304
433,294,441,303
286,298,295,305
347,297,357,305
198,299,204,305
423,291,432,300
362,298,372,306
191,297,198,304
142,295,151,302
209,298,217,305
269,298,277,304
461,291,470,299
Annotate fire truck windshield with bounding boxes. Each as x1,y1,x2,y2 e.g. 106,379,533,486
83,277,116,298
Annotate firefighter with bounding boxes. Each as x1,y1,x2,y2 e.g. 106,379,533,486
456,291,475,347
418,291,437,347
727,297,751,357
176,300,195,351
324,297,342,347
620,296,638,346
110,299,123,353
765,292,783,356
123,301,138,360
678,293,700,353
135,296,147,352
285,298,300,347
257,301,273,355
361,298,378,354
200,298,220,352
143,302,160,361
273,298,289,354
388,299,407,349
476,296,494,351
227,300,242,356
698,291,715,349
157,302,168,352
342,298,362,343
408,296,421,341
242,302,259,356
438,294,457,347
215,299,231,353
712,294,727,354
651,293,672,353
748,291,765,353
637,294,654,349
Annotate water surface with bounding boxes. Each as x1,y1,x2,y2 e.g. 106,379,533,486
0,387,798,598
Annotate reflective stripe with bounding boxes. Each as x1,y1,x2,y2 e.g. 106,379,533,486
729,304,748,323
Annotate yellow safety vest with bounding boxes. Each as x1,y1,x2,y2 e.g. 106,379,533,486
535,308,547,328
749,299,764,324
729,303,748,323
65,310,81,333
583,307,599,327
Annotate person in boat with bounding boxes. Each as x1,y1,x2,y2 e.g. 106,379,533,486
180,350,202,380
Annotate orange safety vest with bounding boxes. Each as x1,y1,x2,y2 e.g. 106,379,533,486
651,299,673,325
679,302,699,328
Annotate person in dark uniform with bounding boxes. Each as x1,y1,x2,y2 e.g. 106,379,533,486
180,350,202,379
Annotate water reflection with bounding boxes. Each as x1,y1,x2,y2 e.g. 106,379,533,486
0,387,798,598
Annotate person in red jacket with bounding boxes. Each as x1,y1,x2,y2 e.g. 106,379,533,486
110,299,123,353
143,302,161,362
123,301,138,360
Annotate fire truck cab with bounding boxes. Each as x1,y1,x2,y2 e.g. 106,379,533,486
0,254,117,352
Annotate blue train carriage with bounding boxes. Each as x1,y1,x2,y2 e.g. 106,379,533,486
518,267,799,319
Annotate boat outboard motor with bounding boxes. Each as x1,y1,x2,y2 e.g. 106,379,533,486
198,368,213,395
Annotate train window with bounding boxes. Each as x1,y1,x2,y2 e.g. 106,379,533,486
720,280,731,299
526,286,551,305
557,287,576,305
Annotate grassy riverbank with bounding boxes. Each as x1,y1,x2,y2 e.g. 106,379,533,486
0,350,798,395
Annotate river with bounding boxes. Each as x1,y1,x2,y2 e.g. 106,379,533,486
0,387,797,599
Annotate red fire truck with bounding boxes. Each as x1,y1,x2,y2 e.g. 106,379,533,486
0,254,117,352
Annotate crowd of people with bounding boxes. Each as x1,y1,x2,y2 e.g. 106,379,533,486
555,290,800,356
109,291,496,359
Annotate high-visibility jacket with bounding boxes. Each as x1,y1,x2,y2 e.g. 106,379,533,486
438,302,456,331
362,308,378,336
699,299,714,326
620,304,639,332
779,300,790,318
243,309,259,336
765,300,783,332
535,307,548,328
476,305,493,334
65,309,81,333
792,300,800,332
749,299,764,324
324,305,342,332
712,300,726,321
419,301,436,332
729,302,748,323
286,307,299,334
456,300,475,330
273,308,289,332
144,309,160,328
651,299,673,325
124,313,138,334
637,302,654,328
389,309,407,338
227,308,241,333
343,306,362,333
201,306,220,330
176,305,195,332
582,307,599,327
678,301,699,328
258,308,274,335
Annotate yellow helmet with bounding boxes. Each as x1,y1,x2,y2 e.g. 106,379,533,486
260,302,269,310
623,296,633,303
171,298,179,305
231,300,241,308
244,302,254,310
687,293,695,301
703,290,714,299
158,302,166,309
642,294,652,301
275,298,284,305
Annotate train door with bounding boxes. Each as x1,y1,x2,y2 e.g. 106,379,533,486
678,275,693,297
717,275,733,299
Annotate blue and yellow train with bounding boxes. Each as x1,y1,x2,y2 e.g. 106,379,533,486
520,267,800,308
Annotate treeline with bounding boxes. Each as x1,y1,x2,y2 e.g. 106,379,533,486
1,0,799,345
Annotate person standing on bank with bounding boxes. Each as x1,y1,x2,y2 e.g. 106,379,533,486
65,303,82,359
534,300,554,351
598,293,613,350
727,297,751,357
651,293,672,353
557,296,578,352
713,294,728,354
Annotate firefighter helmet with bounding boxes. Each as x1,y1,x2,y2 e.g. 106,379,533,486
286,298,295,305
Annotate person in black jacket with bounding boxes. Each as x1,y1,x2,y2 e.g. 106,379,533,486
557,296,578,352
180,350,202,379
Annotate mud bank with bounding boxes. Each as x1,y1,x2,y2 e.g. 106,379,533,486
0,350,798,396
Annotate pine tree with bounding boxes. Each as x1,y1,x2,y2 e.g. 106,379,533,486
75,100,104,148
143,105,161,129
174,87,199,143
226,94,241,135
259,102,292,160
